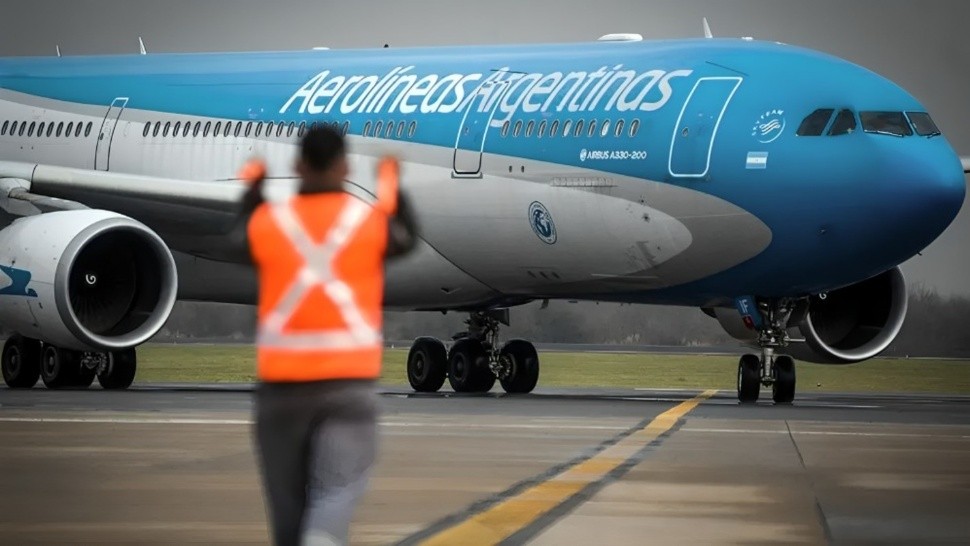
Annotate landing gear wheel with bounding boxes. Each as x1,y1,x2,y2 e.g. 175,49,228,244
40,346,80,389
737,353,761,403
772,355,796,405
407,337,447,393
98,349,137,390
2,335,41,389
499,340,539,394
448,339,494,393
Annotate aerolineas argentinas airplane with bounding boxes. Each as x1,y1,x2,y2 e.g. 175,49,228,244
0,34,965,402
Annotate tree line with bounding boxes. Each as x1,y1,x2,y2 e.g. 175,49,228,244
150,286,970,357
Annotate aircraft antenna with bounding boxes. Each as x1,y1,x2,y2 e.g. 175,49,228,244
703,17,713,39
138,37,147,55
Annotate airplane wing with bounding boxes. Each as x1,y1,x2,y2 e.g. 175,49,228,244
0,160,257,261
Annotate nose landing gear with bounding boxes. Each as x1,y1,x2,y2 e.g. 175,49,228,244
736,299,797,405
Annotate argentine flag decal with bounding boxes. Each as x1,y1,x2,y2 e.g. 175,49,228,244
746,151,769,170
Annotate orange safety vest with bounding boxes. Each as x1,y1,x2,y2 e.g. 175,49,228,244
248,158,399,382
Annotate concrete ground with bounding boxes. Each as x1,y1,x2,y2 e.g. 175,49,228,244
1,386,969,545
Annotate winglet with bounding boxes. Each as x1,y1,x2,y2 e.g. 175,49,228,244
55,45,61,57
138,37,147,55
703,17,713,39
962,156,969,174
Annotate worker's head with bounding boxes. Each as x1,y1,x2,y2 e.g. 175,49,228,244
296,123,348,193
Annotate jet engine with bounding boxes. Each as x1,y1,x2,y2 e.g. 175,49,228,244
712,267,908,364
0,210,177,351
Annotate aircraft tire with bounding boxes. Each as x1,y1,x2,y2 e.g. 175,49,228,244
772,355,796,405
40,345,81,389
2,335,41,389
499,340,539,394
448,339,492,393
407,337,447,392
98,348,137,390
737,353,761,403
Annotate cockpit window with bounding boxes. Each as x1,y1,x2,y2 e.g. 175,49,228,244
828,109,857,136
860,111,912,137
906,112,941,136
796,109,834,136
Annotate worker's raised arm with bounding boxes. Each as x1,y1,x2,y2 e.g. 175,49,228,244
386,190,417,259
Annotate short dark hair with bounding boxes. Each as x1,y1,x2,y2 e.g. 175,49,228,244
300,123,346,172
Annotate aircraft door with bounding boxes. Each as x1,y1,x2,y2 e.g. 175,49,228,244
453,79,510,176
95,97,129,171
668,77,742,178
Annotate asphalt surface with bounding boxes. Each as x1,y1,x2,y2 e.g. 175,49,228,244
1,385,969,544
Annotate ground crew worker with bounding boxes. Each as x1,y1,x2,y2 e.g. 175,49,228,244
236,124,416,546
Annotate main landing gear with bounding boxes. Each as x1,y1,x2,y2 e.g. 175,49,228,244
736,300,797,405
2,334,137,390
406,310,540,394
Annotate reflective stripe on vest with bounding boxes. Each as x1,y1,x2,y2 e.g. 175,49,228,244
256,197,382,351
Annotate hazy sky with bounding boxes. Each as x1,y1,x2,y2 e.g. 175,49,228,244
2,0,968,295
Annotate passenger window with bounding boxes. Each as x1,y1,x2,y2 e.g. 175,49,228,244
244,122,253,137
574,120,584,137
183,123,191,137
9,121,17,136
343,121,351,136
0,121,7,135
906,112,941,136
193,122,201,137
19,122,26,136
254,122,263,137
212,121,221,136
629,119,640,137
78,123,86,137
588,119,597,137
299,121,308,137
537,120,547,138
601,119,611,137
46,123,54,137
224,122,232,137
37,122,45,137
374,121,383,137
56,122,64,137
204,121,211,137
562,120,572,137
28,122,35,137
614,119,624,137
501,120,510,137
828,109,856,136
363,121,372,137
513,120,522,137
151,122,159,137
265,121,274,137
276,122,284,137
796,108,835,136
163,122,171,137
550,120,559,137
384,121,394,138
174,122,181,136
234,122,242,137
397,121,405,138
287,122,295,137
406,121,415,138
143,123,150,137
526,120,535,137
86,122,94,137
860,111,912,137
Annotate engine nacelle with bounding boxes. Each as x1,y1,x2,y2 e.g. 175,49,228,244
711,267,908,364
0,210,177,351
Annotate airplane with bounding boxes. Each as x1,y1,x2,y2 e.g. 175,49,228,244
0,32,966,403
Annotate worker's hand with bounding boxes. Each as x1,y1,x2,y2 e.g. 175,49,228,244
238,158,268,187
375,156,400,216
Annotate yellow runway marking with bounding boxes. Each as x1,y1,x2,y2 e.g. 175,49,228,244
418,389,717,546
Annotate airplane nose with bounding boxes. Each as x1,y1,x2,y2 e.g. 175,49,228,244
876,147,965,258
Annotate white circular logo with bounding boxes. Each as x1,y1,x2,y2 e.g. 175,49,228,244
579,149,588,162
529,201,557,245
751,109,786,144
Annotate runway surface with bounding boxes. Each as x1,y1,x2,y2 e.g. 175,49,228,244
2,385,969,545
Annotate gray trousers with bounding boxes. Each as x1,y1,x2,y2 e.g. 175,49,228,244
255,379,378,546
